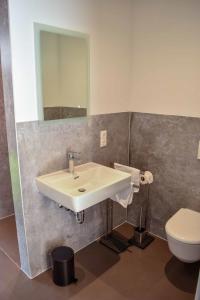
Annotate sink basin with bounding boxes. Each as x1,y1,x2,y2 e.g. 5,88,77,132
36,162,131,212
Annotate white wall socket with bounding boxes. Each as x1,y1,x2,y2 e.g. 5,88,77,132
197,141,200,159
100,130,107,147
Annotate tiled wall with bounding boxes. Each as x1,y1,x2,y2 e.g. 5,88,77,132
127,112,200,238
15,110,200,277
0,53,13,219
16,112,129,278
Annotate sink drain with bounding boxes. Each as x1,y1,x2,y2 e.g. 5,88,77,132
78,188,86,193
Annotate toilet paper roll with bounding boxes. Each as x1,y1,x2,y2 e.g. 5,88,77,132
140,171,153,185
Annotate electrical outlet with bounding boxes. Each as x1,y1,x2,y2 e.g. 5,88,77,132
197,141,200,159
100,130,107,147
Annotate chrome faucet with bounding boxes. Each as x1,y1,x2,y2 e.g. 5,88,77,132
67,152,80,176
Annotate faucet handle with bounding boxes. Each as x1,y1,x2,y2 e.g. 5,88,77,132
67,151,80,160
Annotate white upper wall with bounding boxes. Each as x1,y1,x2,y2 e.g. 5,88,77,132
8,0,132,122
9,0,200,121
129,0,200,118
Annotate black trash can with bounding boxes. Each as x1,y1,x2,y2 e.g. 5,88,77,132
51,246,76,286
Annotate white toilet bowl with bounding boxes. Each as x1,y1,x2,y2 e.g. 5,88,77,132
165,208,200,263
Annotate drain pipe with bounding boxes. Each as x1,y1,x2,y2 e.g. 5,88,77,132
58,205,85,224
75,211,85,224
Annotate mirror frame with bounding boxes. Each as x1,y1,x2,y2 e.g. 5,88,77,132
34,23,90,121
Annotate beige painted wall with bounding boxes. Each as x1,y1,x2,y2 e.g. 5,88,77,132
129,0,200,118
41,32,88,108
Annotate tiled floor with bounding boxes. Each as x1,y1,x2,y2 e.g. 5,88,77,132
0,223,199,300
0,215,20,266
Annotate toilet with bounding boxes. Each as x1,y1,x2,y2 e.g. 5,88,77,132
165,208,200,263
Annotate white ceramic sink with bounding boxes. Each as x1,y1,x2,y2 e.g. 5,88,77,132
36,162,131,212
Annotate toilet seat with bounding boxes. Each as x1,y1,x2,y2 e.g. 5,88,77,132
165,208,200,245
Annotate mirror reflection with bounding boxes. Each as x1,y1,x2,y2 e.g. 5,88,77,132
36,27,89,120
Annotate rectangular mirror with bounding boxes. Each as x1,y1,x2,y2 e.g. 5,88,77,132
35,24,89,120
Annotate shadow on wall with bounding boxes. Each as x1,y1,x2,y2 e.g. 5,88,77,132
165,257,200,294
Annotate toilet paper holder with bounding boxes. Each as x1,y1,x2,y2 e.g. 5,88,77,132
129,184,155,249
140,170,154,185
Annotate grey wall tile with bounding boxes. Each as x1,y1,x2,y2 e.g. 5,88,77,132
15,109,200,278
0,65,13,218
16,112,129,278
0,0,31,275
128,112,200,238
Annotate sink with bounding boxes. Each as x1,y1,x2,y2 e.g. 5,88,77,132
36,162,131,212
